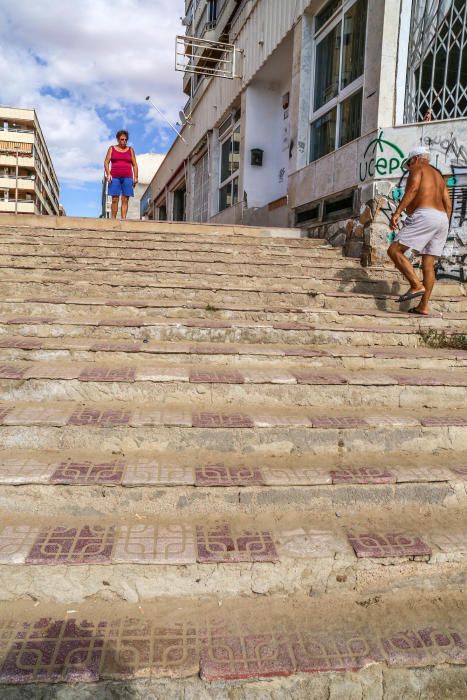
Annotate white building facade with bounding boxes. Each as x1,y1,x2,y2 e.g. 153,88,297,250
0,107,60,216
148,0,467,280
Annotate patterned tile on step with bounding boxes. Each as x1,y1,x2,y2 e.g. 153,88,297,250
195,464,263,486
331,467,396,484
183,320,232,329
0,337,42,349
135,367,189,381
200,622,294,680
130,407,192,427
292,371,346,385
0,525,41,563
90,341,142,352
68,407,132,427
196,523,279,563
276,528,351,559
380,628,467,667
311,416,369,429
100,617,199,678
26,525,116,565
188,345,239,355
291,630,383,673
421,416,467,427
0,364,31,379
283,347,331,358
348,533,432,558
389,373,446,386
364,415,420,427
430,532,467,554
97,318,141,327
23,364,79,380
394,466,453,482
243,369,296,384
189,370,245,384
0,458,55,484
6,317,56,325
78,367,136,382
272,322,314,330
3,405,68,426
262,466,331,485
192,412,254,428
50,460,125,484
112,524,196,564
253,412,312,428
0,617,107,683
122,461,194,485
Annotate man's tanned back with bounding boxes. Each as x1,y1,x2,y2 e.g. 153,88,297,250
408,163,451,216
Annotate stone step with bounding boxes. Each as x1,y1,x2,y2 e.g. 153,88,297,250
0,448,465,514
1,401,465,453
0,264,405,287
0,506,464,602
1,336,465,370
0,214,305,238
1,295,466,324
0,267,414,300
0,244,364,270
0,590,465,691
0,314,462,346
0,289,464,315
0,361,465,408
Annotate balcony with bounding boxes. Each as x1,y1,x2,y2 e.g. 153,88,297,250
0,200,36,214
0,126,34,135
0,176,35,191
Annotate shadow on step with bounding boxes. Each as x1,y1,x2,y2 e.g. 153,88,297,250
334,267,400,311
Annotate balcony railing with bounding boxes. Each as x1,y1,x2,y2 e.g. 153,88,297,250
0,126,34,134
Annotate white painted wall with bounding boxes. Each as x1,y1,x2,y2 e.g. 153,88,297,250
243,80,290,208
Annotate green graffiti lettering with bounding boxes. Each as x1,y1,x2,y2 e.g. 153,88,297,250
389,157,400,174
376,158,388,175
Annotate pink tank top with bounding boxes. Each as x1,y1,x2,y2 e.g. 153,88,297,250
110,147,133,178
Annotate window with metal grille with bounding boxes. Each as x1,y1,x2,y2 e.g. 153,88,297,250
405,0,467,122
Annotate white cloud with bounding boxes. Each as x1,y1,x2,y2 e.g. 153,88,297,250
0,0,184,187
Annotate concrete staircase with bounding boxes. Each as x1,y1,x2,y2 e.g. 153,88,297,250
0,214,466,698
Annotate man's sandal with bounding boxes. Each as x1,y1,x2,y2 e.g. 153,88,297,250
398,290,425,303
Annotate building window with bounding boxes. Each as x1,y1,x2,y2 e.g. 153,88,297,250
309,0,367,162
193,152,209,222
219,121,240,212
405,0,467,122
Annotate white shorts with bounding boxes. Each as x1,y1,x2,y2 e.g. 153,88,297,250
397,207,449,257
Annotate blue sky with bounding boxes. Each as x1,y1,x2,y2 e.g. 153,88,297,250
0,0,184,216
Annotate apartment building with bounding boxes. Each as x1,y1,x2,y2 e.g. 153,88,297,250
147,0,467,280
0,107,60,216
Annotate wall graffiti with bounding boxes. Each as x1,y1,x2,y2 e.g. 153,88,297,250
437,165,467,281
359,132,407,182
423,133,467,168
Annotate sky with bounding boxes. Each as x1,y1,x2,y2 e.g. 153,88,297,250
0,0,185,216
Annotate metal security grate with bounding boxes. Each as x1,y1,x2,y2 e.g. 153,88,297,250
405,0,467,122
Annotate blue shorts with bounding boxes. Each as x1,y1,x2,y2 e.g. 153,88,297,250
108,177,134,197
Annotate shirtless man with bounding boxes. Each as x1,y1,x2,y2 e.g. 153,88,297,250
388,147,452,315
